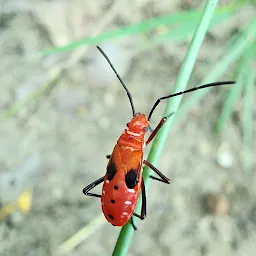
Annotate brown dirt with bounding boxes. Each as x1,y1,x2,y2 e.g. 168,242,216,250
0,1,255,256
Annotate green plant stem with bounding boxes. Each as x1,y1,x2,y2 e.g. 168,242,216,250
112,1,220,255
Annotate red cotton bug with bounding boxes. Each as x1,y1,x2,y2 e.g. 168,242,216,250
83,46,235,230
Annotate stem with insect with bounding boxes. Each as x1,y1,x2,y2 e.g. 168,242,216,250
113,0,221,255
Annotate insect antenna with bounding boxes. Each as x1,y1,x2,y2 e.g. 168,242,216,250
96,46,136,116
148,81,235,121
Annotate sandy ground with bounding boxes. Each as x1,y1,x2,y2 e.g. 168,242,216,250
0,1,255,255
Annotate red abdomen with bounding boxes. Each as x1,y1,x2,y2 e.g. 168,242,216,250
101,144,143,226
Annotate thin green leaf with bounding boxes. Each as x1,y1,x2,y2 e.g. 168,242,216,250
0,68,62,122
113,1,221,255
173,18,256,129
243,59,255,172
41,7,235,56
216,44,254,133
135,11,235,54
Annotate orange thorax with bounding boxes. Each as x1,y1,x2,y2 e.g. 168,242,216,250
117,113,149,150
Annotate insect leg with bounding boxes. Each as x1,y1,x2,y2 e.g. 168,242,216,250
83,176,104,198
133,178,147,220
146,112,174,146
131,179,146,230
130,216,137,230
143,160,170,184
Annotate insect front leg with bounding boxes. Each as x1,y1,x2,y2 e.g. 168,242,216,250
146,112,174,146
83,176,104,198
143,160,170,184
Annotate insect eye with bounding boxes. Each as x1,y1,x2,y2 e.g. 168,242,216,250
125,170,138,189
143,127,148,132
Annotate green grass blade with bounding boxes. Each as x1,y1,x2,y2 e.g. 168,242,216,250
243,59,255,172
0,68,62,122
113,1,221,255
41,7,235,56
135,10,235,54
174,18,256,128
0,8,236,122
216,43,255,133
216,70,244,133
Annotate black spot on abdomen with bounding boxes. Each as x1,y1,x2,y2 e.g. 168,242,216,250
125,169,139,189
108,214,114,220
106,161,117,181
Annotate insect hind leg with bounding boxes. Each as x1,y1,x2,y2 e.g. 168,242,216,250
130,216,137,230
143,160,170,184
131,179,146,230
83,176,104,198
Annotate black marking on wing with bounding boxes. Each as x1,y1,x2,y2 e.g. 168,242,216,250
125,167,140,189
106,161,117,181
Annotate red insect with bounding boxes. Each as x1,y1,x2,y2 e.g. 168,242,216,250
83,46,235,230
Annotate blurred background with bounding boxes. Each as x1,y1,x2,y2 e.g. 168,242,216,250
0,0,255,255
